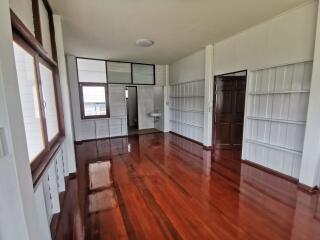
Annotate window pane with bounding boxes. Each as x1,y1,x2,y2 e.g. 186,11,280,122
107,61,131,84
13,43,45,162
39,63,59,141
82,86,107,116
132,64,154,84
77,58,107,83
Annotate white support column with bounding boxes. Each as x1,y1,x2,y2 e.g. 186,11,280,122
203,45,214,147
53,15,77,173
163,65,170,132
299,3,320,188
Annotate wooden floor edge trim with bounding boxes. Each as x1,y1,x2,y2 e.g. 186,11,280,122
169,131,203,146
74,130,162,145
242,160,299,184
297,182,319,194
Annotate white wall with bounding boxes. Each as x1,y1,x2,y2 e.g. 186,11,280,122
212,0,319,186
68,55,128,141
170,49,205,84
67,55,166,140
54,15,77,174
169,49,205,143
299,1,320,188
10,0,34,35
0,1,43,239
214,1,317,75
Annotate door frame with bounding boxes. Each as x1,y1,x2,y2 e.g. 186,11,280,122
212,70,248,149
125,86,138,130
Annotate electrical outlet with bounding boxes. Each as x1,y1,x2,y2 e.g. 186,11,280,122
0,127,8,158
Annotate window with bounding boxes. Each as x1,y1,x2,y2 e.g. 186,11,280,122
13,43,45,161
39,62,59,141
13,38,62,165
132,63,155,85
11,1,63,183
107,61,131,84
79,83,109,118
77,58,110,119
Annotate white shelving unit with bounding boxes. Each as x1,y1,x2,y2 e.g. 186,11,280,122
243,61,312,178
169,79,205,143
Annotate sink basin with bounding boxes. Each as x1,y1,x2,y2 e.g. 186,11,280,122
149,113,162,118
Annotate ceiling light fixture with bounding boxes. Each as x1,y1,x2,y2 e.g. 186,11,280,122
136,38,154,47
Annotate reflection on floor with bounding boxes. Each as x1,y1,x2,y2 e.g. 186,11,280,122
55,132,320,240
128,127,160,136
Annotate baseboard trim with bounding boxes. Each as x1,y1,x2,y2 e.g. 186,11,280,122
203,145,213,151
242,160,299,184
75,130,163,145
297,182,319,194
75,135,129,144
169,131,203,146
69,172,77,179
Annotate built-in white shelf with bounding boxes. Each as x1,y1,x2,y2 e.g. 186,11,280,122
170,120,203,128
248,90,310,95
246,139,303,155
170,108,204,113
247,116,306,125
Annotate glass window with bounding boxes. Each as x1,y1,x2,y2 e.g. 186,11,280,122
39,63,59,141
77,58,107,83
13,42,45,162
80,84,109,118
107,61,131,84
132,64,154,85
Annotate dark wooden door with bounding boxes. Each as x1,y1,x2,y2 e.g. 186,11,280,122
213,75,246,149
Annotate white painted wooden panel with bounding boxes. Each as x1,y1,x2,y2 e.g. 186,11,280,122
47,161,60,215
42,172,53,221
243,61,312,178
34,183,52,240
54,149,66,192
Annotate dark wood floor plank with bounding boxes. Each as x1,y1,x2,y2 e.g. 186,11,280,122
54,132,320,240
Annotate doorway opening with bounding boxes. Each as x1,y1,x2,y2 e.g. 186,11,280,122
125,86,139,135
213,70,247,150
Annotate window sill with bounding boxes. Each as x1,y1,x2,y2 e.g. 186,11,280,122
32,135,65,188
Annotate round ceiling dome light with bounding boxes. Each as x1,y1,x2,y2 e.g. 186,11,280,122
136,38,154,47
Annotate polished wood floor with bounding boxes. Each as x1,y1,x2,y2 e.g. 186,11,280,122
55,133,320,240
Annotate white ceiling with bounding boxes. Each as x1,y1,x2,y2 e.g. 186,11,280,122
52,0,310,64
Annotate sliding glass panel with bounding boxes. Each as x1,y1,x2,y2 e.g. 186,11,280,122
13,42,45,162
39,63,59,141
77,58,107,83
132,64,154,85
81,85,107,117
107,61,131,84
